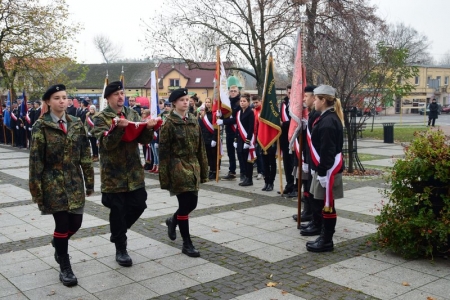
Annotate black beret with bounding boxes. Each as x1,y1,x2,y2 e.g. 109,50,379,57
34,100,41,105
304,85,317,93
169,88,188,102
104,81,123,99
43,84,66,101
82,99,89,106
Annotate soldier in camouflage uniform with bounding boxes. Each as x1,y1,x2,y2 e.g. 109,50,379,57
160,88,208,257
92,81,157,267
29,84,94,287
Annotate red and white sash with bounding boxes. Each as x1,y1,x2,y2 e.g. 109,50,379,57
25,111,31,124
236,111,256,162
86,116,95,128
306,125,343,212
202,114,214,134
281,103,289,123
11,111,17,121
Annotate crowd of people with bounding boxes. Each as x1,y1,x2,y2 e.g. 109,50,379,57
9,79,344,288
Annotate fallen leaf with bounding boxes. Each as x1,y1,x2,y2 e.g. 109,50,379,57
266,282,277,287
281,290,288,295
427,297,436,300
92,252,97,255
211,229,220,232
402,282,410,286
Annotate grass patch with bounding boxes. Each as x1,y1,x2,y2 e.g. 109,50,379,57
361,126,428,142
357,153,389,161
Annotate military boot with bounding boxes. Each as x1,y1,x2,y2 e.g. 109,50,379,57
115,242,132,267
165,214,177,241
300,194,313,222
306,217,336,252
182,240,200,257
300,199,323,236
59,254,77,287
51,238,60,264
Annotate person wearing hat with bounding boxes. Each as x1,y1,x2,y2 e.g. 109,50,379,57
159,88,208,257
304,84,344,253
91,81,157,267
24,100,34,149
31,101,42,125
76,99,90,123
29,84,94,287
428,98,439,127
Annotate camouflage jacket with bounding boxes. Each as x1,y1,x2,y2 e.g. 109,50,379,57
92,105,154,193
159,110,208,194
29,113,94,213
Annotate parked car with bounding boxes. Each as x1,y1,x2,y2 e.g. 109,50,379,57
419,103,442,115
442,105,450,114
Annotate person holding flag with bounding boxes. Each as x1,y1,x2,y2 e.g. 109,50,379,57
305,85,344,252
235,92,256,186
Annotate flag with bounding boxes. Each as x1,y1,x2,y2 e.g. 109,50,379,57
100,71,109,111
150,70,160,119
120,67,129,107
212,48,231,125
20,89,27,118
3,90,11,128
288,28,308,148
258,54,281,152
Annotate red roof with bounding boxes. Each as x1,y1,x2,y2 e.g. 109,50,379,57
156,61,232,89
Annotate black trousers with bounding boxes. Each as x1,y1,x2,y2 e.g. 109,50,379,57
280,131,294,185
205,145,218,172
89,137,98,156
262,152,276,184
237,149,253,179
225,132,237,173
101,187,147,244
428,117,436,126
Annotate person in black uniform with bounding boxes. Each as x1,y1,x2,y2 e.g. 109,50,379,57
199,97,219,180
235,93,255,186
10,101,20,147
279,85,295,195
66,98,77,117
31,101,42,126
216,85,241,180
305,85,344,252
25,101,34,148
76,99,89,123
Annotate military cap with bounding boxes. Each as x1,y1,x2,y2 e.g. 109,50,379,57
104,81,123,99
43,84,66,101
82,99,89,107
304,85,317,93
169,88,188,102
314,85,336,97
164,101,171,106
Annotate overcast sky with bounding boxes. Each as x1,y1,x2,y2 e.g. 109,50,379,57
69,0,450,64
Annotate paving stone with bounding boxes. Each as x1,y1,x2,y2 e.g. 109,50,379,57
346,275,413,299
78,270,134,293
232,287,307,300
178,262,235,283
393,289,449,300
417,278,450,299
0,278,20,298
95,282,158,300
8,268,60,292
139,273,199,295
22,282,89,300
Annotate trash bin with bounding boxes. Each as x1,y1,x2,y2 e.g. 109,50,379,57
382,123,395,143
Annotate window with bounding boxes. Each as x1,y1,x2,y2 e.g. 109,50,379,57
437,76,441,87
427,76,431,86
169,79,180,86
445,76,449,86
195,78,201,83
414,76,419,85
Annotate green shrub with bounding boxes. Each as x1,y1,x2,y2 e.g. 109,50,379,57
373,129,450,259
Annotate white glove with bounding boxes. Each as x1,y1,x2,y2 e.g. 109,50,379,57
216,110,222,117
216,119,223,125
211,140,217,147
311,169,316,176
155,143,159,149
28,128,32,131
243,143,250,149
233,142,237,148
301,118,308,130
87,132,92,136
317,175,328,188
302,163,309,173
16,126,19,130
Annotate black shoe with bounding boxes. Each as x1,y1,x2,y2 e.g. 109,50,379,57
306,235,321,246
292,214,297,221
265,183,274,191
115,243,132,267
287,190,298,198
239,174,246,182
300,210,313,222
262,183,269,191
222,172,236,180
300,221,313,230
208,172,216,180
182,243,200,257
51,238,60,264
239,178,253,186
166,216,177,241
59,254,77,287
300,223,322,236
306,236,334,252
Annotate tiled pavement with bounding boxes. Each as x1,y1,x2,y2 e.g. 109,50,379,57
0,140,449,300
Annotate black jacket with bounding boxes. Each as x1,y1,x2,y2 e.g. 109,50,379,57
223,94,241,135
303,109,321,166
199,110,218,146
310,109,344,176
235,107,255,152
429,102,439,119
76,107,88,123
66,105,77,117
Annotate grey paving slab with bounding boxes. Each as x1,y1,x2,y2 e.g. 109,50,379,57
374,265,439,288
0,278,21,298
23,282,90,300
0,168,29,181
157,253,210,271
94,282,158,300
418,278,450,299
8,268,60,292
0,152,29,159
346,275,413,299
363,158,395,167
394,289,449,300
0,158,30,169
0,292,29,300
139,272,199,295
358,147,405,156
232,287,307,300
246,245,298,263
116,261,172,281
401,258,450,277
178,262,236,283
0,184,31,203
78,270,134,293
0,258,51,277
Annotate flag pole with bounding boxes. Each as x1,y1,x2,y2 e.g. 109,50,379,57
297,130,303,228
277,138,283,194
215,47,221,182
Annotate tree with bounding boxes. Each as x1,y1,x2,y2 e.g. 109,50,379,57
143,0,302,94
0,0,80,98
93,34,123,64
438,50,450,65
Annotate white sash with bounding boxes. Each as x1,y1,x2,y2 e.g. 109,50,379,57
237,111,256,162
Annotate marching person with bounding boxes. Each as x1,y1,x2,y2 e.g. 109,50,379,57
29,84,94,287
305,85,344,252
199,97,218,180
85,105,99,162
92,81,157,267
235,93,256,186
160,88,208,257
